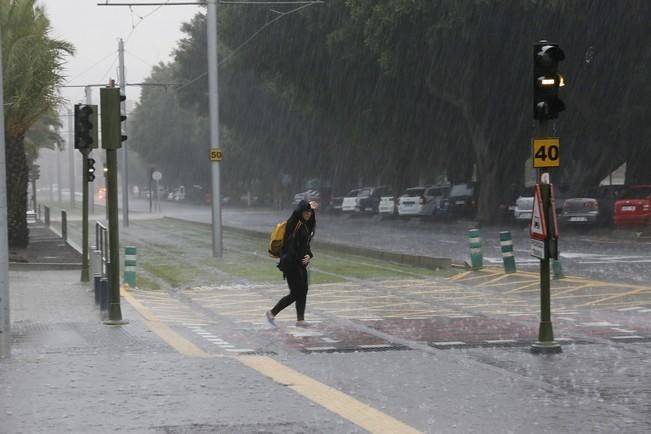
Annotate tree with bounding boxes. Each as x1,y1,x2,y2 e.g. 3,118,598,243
1,0,73,247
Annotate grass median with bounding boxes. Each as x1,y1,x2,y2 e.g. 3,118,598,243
64,217,455,290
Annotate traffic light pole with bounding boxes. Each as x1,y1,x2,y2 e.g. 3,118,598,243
105,147,126,324
118,39,129,228
80,149,90,282
531,121,561,354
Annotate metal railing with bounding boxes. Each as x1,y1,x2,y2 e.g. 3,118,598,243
94,221,111,313
95,221,109,275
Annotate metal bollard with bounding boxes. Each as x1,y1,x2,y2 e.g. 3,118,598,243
61,210,67,241
123,246,137,288
44,206,50,227
100,276,109,312
467,229,483,271
552,259,564,279
94,274,102,306
499,231,517,273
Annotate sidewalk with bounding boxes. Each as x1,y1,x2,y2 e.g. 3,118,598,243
2,268,365,433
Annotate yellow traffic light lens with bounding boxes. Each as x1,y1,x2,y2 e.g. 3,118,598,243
559,75,566,87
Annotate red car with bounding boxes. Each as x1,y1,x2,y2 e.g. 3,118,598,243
613,185,651,228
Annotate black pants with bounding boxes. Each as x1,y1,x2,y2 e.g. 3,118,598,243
271,266,309,321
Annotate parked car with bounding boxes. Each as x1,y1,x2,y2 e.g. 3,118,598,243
398,184,450,217
614,185,651,228
513,187,535,226
341,188,363,213
328,196,344,213
592,185,627,226
359,186,392,213
378,195,398,215
292,189,320,207
560,197,601,226
440,182,478,219
559,185,626,227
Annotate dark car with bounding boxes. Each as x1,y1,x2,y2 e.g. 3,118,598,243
560,185,626,227
440,182,478,219
359,186,392,214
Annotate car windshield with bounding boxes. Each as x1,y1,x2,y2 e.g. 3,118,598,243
403,188,425,197
620,187,651,199
426,187,448,196
358,188,372,196
449,184,473,197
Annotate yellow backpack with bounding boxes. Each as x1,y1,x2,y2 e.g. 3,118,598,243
268,220,301,258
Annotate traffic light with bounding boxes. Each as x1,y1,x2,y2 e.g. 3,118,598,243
74,104,98,149
533,41,565,120
87,158,96,182
100,87,127,149
29,164,40,181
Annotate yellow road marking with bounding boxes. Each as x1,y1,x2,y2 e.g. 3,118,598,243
482,279,538,288
238,355,422,434
449,271,472,281
455,273,501,283
125,289,423,434
551,283,595,297
121,288,210,358
480,273,515,285
580,288,650,306
503,282,540,294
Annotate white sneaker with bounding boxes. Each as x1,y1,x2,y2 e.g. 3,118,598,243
265,311,277,326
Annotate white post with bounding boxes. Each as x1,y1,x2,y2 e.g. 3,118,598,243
119,38,129,227
207,0,223,257
0,37,11,357
68,108,75,209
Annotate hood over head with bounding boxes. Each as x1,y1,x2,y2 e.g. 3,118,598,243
291,199,316,234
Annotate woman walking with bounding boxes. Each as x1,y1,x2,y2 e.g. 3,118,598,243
266,200,316,327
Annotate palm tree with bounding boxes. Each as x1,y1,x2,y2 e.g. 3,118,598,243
1,0,74,247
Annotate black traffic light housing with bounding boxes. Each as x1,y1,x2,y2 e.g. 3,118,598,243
30,164,40,181
74,104,98,149
100,87,127,149
533,41,565,120
87,158,96,182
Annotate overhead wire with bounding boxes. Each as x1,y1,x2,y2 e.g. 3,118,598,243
175,1,315,92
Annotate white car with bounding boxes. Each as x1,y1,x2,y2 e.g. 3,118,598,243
378,196,397,215
341,189,362,213
398,185,449,217
513,188,534,225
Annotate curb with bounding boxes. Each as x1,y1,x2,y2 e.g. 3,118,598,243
9,262,82,271
165,217,452,270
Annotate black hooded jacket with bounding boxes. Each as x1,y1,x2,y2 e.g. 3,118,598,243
280,200,315,270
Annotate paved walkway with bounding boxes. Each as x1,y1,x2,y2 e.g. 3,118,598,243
1,270,362,433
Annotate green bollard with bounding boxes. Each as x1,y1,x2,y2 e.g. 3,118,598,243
123,246,137,288
552,258,564,279
467,229,483,271
499,231,517,273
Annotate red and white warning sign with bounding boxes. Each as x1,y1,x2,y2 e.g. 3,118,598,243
529,184,547,241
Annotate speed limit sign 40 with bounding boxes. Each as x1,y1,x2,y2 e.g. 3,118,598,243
532,138,560,168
